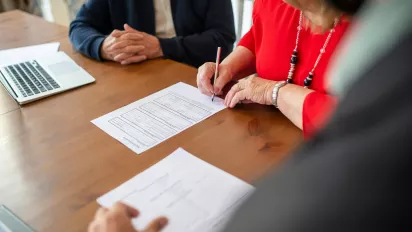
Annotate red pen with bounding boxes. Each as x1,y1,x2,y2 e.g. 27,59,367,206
212,47,222,102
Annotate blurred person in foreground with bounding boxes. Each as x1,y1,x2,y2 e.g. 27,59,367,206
69,0,235,67
88,0,412,231
198,0,353,139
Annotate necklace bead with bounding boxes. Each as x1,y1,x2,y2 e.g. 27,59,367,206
304,72,314,87
286,12,339,89
290,50,298,64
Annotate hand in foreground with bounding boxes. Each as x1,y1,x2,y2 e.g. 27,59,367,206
224,75,276,108
88,202,168,232
100,29,147,65
197,62,234,96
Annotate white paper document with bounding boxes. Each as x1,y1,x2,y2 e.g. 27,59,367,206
98,148,255,232
92,82,226,154
0,42,60,66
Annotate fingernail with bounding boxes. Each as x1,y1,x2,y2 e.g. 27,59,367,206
132,209,140,217
158,218,168,229
214,87,220,94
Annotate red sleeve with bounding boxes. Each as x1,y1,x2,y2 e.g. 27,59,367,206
302,92,337,139
238,28,255,54
237,0,261,54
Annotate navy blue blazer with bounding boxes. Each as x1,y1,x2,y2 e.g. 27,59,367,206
69,0,236,67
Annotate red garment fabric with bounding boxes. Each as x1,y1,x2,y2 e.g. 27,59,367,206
238,0,350,138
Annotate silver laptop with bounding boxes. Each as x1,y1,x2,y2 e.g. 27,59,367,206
0,51,95,105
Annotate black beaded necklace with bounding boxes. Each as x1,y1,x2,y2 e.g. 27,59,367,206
287,12,339,88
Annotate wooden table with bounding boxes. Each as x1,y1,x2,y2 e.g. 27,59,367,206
0,11,302,232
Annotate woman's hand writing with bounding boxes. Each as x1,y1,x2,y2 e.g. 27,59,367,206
197,62,234,96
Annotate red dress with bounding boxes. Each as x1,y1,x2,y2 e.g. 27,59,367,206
238,0,350,138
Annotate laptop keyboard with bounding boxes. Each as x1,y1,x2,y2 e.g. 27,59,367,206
3,61,60,97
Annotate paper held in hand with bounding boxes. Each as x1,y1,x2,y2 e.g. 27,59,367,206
97,148,255,232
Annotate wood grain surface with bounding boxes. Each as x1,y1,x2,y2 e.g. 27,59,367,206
0,11,303,232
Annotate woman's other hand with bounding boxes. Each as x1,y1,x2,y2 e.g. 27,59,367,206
225,76,276,108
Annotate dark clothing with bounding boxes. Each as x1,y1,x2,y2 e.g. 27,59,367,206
69,0,236,67
223,1,412,231
224,33,412,232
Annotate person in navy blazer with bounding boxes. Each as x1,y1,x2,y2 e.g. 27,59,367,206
69,0,236,68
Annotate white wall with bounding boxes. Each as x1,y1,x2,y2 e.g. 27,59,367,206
241,0,253,37
40,0,70,26
232,0,253,41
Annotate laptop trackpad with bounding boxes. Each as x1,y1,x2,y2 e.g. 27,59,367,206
48,61,80,77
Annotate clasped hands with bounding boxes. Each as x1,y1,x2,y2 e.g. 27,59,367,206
100,24,163,65
197,62,276,107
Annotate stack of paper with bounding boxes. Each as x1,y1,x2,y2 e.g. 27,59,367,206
98,148,255,232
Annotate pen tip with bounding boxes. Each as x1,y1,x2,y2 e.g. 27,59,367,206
212,95,215,102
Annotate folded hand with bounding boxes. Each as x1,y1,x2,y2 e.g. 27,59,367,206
100,24,163,65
